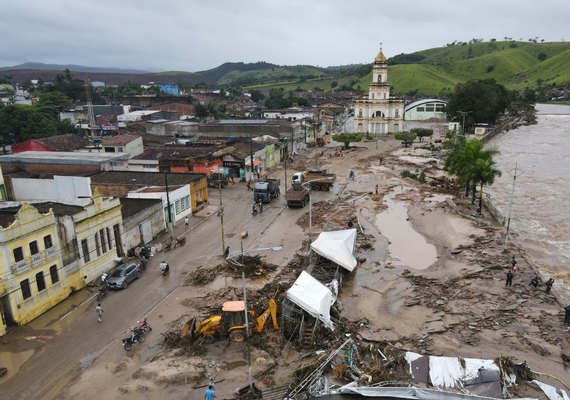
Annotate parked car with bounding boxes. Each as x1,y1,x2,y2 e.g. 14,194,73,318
106,263,142,289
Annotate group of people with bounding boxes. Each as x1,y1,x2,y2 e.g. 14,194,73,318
506,256,555,293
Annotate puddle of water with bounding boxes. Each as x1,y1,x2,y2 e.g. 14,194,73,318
0,349,35,382
376,188,437,270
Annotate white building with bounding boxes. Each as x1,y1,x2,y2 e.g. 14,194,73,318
353,49,404,135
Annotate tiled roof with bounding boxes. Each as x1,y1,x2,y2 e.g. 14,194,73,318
91,171,204,186
120,198,162,219
101,134,141,146
35,134,90,151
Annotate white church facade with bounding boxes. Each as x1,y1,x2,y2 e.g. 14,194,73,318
353,49,404,135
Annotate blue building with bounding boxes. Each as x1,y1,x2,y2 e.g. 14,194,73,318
159,84,180,96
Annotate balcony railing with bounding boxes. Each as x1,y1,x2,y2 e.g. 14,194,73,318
11,246,58,275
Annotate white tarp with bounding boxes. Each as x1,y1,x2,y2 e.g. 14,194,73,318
429,356,464,388
310,229,357,272
286,271,335,330
533,380,570,400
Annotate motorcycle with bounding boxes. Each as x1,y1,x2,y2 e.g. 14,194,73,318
160,262,170,276
97,272,109,301
122,327,145,351
252,202,263,215
164,236,186,252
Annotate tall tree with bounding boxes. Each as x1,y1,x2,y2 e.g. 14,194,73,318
446,79,510,129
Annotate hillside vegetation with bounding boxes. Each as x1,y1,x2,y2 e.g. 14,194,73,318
208,41,570,96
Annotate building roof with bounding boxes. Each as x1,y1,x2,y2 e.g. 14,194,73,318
91,171,204,186
119,198,163,219
0,151,130,165
404,98,448,112
133,145,220,161
101,134,141,146
34,134,91,151
375,50,387,63
0,201,86,227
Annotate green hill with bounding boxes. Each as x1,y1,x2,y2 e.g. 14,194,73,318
232,41,570,96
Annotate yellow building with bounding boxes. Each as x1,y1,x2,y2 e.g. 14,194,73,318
0,195,124,336
0,204,65,335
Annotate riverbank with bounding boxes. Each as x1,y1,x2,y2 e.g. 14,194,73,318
58,136,569,400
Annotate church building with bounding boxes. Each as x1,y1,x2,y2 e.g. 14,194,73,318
353,48,404,135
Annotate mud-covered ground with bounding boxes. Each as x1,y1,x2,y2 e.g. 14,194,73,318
59,136,570,400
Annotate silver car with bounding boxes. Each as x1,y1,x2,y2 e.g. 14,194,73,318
106,263,142,289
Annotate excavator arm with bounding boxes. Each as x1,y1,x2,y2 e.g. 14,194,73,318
253,298,279,333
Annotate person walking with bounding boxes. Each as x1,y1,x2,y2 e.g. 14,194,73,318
530,276,539,290
505,271,513,287
511,255,518,272
565,304,570,325
96,303,103,322
204,384,216,400
375,184,379,195
545,278,554,294
184,216,189,230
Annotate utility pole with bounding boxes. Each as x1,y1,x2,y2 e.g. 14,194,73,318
249,133,254,182
504,162,518,251
218,175,226,255
458,110,472,136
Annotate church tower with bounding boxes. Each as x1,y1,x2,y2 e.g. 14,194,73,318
353,46,404,135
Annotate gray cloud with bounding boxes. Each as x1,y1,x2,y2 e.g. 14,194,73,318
1,0,568,71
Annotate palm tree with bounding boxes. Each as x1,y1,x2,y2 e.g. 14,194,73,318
472,157,502,215
445,138,501,210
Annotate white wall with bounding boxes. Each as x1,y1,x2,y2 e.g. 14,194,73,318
126,185,192,223
12,176,92,200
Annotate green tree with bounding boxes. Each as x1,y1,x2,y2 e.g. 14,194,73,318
331,133,363,149
330,81,338,90
446,79,510,128
394,131,417,147
0,105,60,142
411,128,433,142
37,91,72,118
445,138,501,209
250,90,265,103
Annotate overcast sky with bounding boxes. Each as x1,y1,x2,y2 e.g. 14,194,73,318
1,0,569,72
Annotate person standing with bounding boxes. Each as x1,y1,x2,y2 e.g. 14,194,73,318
204,384,216,400
565,304,570,325
505,271,513,287
511,255,518,272
184,216,189,230
96,303,103,322
545,278,554,294
375,184,379,195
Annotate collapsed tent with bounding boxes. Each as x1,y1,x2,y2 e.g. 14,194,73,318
310,228,357,272
286,271,335,330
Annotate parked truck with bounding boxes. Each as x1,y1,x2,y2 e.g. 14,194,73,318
304,168,336,191
285,182,310,208
254,178,281,203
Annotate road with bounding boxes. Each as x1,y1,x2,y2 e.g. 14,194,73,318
0,176,319,400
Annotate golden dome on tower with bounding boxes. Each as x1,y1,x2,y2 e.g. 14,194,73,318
374,50,387,63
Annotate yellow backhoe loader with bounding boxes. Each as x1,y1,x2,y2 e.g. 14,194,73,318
181,298,278,342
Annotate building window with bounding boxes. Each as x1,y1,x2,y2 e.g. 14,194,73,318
100,229,107,253
106,228,113,249
94,234,101,256
118,147,124,152
20,279,32,300
13,247,24,262
44,235,53,249
395,109,399,118
29,240,39,255
36,271,46,292
378,74,382,82
50,265,59,284
81,239,90,263
175,199,181,214
358,110,363,118
417,106,425,112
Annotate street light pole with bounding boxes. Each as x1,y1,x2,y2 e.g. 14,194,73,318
218,176,226,255
226,244,282,390
164,170,174,238
504,162,518,251
249,133,254,182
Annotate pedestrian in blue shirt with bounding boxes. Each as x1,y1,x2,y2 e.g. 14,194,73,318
205,384,216,400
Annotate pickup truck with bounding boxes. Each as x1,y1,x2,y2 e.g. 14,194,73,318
254,178,281,203
304,168,336,191
285,182,310,208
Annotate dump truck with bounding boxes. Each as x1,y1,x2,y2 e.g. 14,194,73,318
207,172,229,188
180,298,279,342
304,168,336,191
254,178,281,203
285,182,310,208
